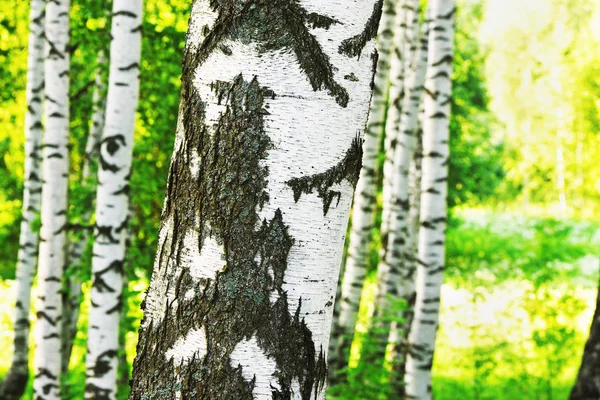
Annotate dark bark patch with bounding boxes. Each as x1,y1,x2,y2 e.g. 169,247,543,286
286,135,362,215
130,73,327,399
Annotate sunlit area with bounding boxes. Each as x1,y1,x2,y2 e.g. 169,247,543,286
0,0,599,399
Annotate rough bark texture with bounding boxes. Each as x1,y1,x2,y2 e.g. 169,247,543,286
327,0,392,383
33,0,70,398
570,269,600,400
129,1,379,398
61,53,107,375
86,2,142,399
404,1,455,398
0,1,45,399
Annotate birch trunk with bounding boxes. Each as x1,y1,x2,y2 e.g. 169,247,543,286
0,1,45,398
404,1,455,398
379,0,407,252
327,0,394,381
366,0,423,365
85,2,142,398
33,0,70,398
390,118,422,397
62,56,107,373
129,1,379,398
570,264,600,400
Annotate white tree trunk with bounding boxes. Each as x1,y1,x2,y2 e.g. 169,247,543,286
86,2,142,398
33,0,70,398
328,0,396,379
0,1,45,399
366,0,422,364
405,1,455,399
62,54,107,373
389,112,422,396
129,1,379,398
379,0,407,251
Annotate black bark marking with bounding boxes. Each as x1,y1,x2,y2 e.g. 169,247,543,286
130,74,328,398
186,0,349,106
118,62,140,71
338,0,382,58
112,10,138,18
287,135,362,215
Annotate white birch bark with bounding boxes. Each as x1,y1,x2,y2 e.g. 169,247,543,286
129,1,380,398
328,0,395,379
405,1,455,398
62,54,107,373
86,2,142,398
376,0,427,330
33,0,70,398
0,1,45,399
366,0,423,365
379,0,407,249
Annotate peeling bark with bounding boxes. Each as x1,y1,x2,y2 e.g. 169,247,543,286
0,1,45,399
129,1,379,398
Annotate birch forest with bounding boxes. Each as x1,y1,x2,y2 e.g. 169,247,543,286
1,0,600,399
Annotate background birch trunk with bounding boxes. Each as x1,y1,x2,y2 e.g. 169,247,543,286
85,2,142,398
0,1,45,398
390,119,422,397
328,0,395,382
33,0,70,398
61,55,107,373
405,1,455,398
365,0,422,366
129,0,379,398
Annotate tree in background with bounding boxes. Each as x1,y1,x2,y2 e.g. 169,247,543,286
404,0,455,398
129,0,379,397
0,1,45,398
329,0,392,382
85,0,142,397
33,0,71,397
61,52,106,374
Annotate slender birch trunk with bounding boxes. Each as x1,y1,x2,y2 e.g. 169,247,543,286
570,261,600,400
33,0,70,398
404,1,455,398
62,55,107,373
327,0,394,381
85,2,142,398
129,1,379,398
379,0,407,252
390,117,422,397
365,0,423,366
0,1,45,399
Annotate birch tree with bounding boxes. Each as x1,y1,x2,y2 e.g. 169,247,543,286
33,0,70,398
62,54,107,373
85,1,142,398
129,0,380,398
368,0,427,364
0,1,45,398
404,0,455,398
328,0,396,380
